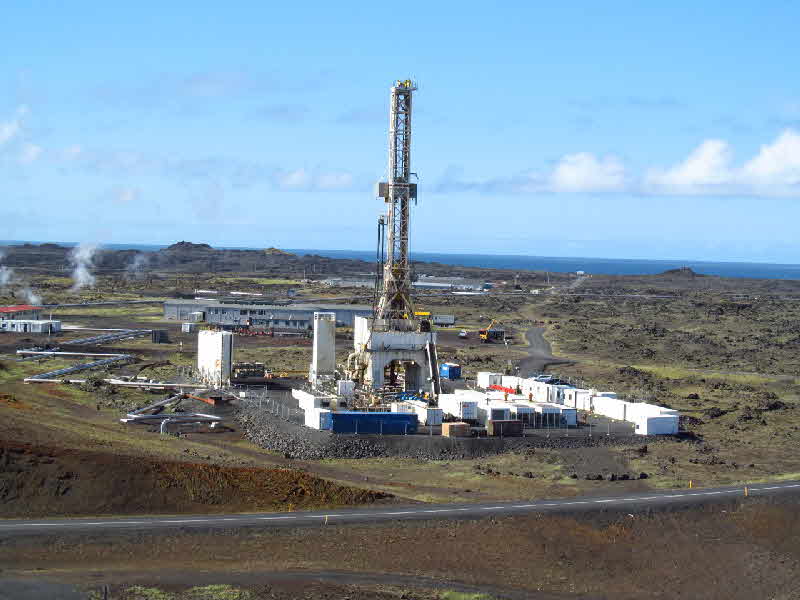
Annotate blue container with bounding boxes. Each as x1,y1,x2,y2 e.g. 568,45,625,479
330,412,418,435
439,362,462,380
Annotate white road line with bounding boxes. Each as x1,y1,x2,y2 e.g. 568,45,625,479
1,482,798,532
160,519,212,524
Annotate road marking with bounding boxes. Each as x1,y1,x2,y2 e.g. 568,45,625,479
2,481,799,532
160,519,212,524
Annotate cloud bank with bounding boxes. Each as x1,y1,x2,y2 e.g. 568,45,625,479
439,129,800,198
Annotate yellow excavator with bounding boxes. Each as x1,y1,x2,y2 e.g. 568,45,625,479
479,318,505,343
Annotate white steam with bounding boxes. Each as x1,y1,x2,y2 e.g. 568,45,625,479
17,286,42,305
69,243,98,292
0,249,43,304
125,253,149,279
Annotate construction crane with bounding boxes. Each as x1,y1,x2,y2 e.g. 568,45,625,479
479,318,506,343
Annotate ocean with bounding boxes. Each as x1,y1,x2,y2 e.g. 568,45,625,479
3,240,800,280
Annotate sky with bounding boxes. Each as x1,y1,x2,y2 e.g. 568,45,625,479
2,1,800,263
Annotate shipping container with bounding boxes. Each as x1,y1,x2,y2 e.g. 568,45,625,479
438,394,478,420
501,375,522,391
442,422,472,437
634,415,679,435
304,408,332,430
330,412,418,434
476,371,503,390
486,420,523,437
439,362,462,380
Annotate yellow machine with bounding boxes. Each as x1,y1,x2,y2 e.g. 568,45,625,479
478,319,505,343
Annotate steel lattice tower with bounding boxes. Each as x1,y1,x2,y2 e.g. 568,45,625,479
376,79,418,328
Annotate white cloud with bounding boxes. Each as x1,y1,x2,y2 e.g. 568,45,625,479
316,171,353,190
112,186,140,204
277,168,310,189
62,144,83,160
550,152,626,192
741,129,800,185
0,105,27,146
19,143,43,164
275,168,355,191
647,129,800,196
645,139,733,191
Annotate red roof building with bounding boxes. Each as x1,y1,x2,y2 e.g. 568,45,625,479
0,305,43,319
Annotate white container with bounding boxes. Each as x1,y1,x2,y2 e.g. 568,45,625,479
181,322,198,333
501,375,521,390
305,408,332,430
477,372,503,390
391,401,415,413
438,394,478,420
634,414,678,435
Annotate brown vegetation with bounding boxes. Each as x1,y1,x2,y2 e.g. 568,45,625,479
0,441,390,518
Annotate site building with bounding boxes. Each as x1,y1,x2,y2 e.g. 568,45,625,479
0,305,43,320
0,319,61,334
164,299,371,329
196,330,233,387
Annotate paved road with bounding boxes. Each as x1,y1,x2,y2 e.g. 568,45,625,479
517,326,573,374
1,481,798,537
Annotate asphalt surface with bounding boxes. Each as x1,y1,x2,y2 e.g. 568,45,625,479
1,480,798,537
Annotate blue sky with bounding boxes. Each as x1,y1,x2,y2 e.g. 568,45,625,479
2,1,800,262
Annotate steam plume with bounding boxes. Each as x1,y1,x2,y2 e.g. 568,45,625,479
0,251,17,288
17,286,42,305
69,243,98,291
125,253,149,279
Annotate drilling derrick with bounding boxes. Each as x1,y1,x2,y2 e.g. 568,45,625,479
346,79,440,400
376,80,418,328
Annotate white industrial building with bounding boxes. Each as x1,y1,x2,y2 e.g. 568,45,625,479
0,319,61,334
196,330,233,387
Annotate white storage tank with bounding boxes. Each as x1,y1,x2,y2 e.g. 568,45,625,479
197,330,233,386
310,312,336,384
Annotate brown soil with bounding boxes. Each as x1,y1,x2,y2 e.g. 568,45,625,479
4,499,799,600
0,441,391,518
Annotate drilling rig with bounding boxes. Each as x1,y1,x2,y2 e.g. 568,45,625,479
346,80,440,400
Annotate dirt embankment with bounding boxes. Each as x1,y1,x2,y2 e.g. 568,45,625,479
0,441,390,518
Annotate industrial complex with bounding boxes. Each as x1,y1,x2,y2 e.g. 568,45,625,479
2,79,681,459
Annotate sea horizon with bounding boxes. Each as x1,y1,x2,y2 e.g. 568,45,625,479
2,239,800,280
